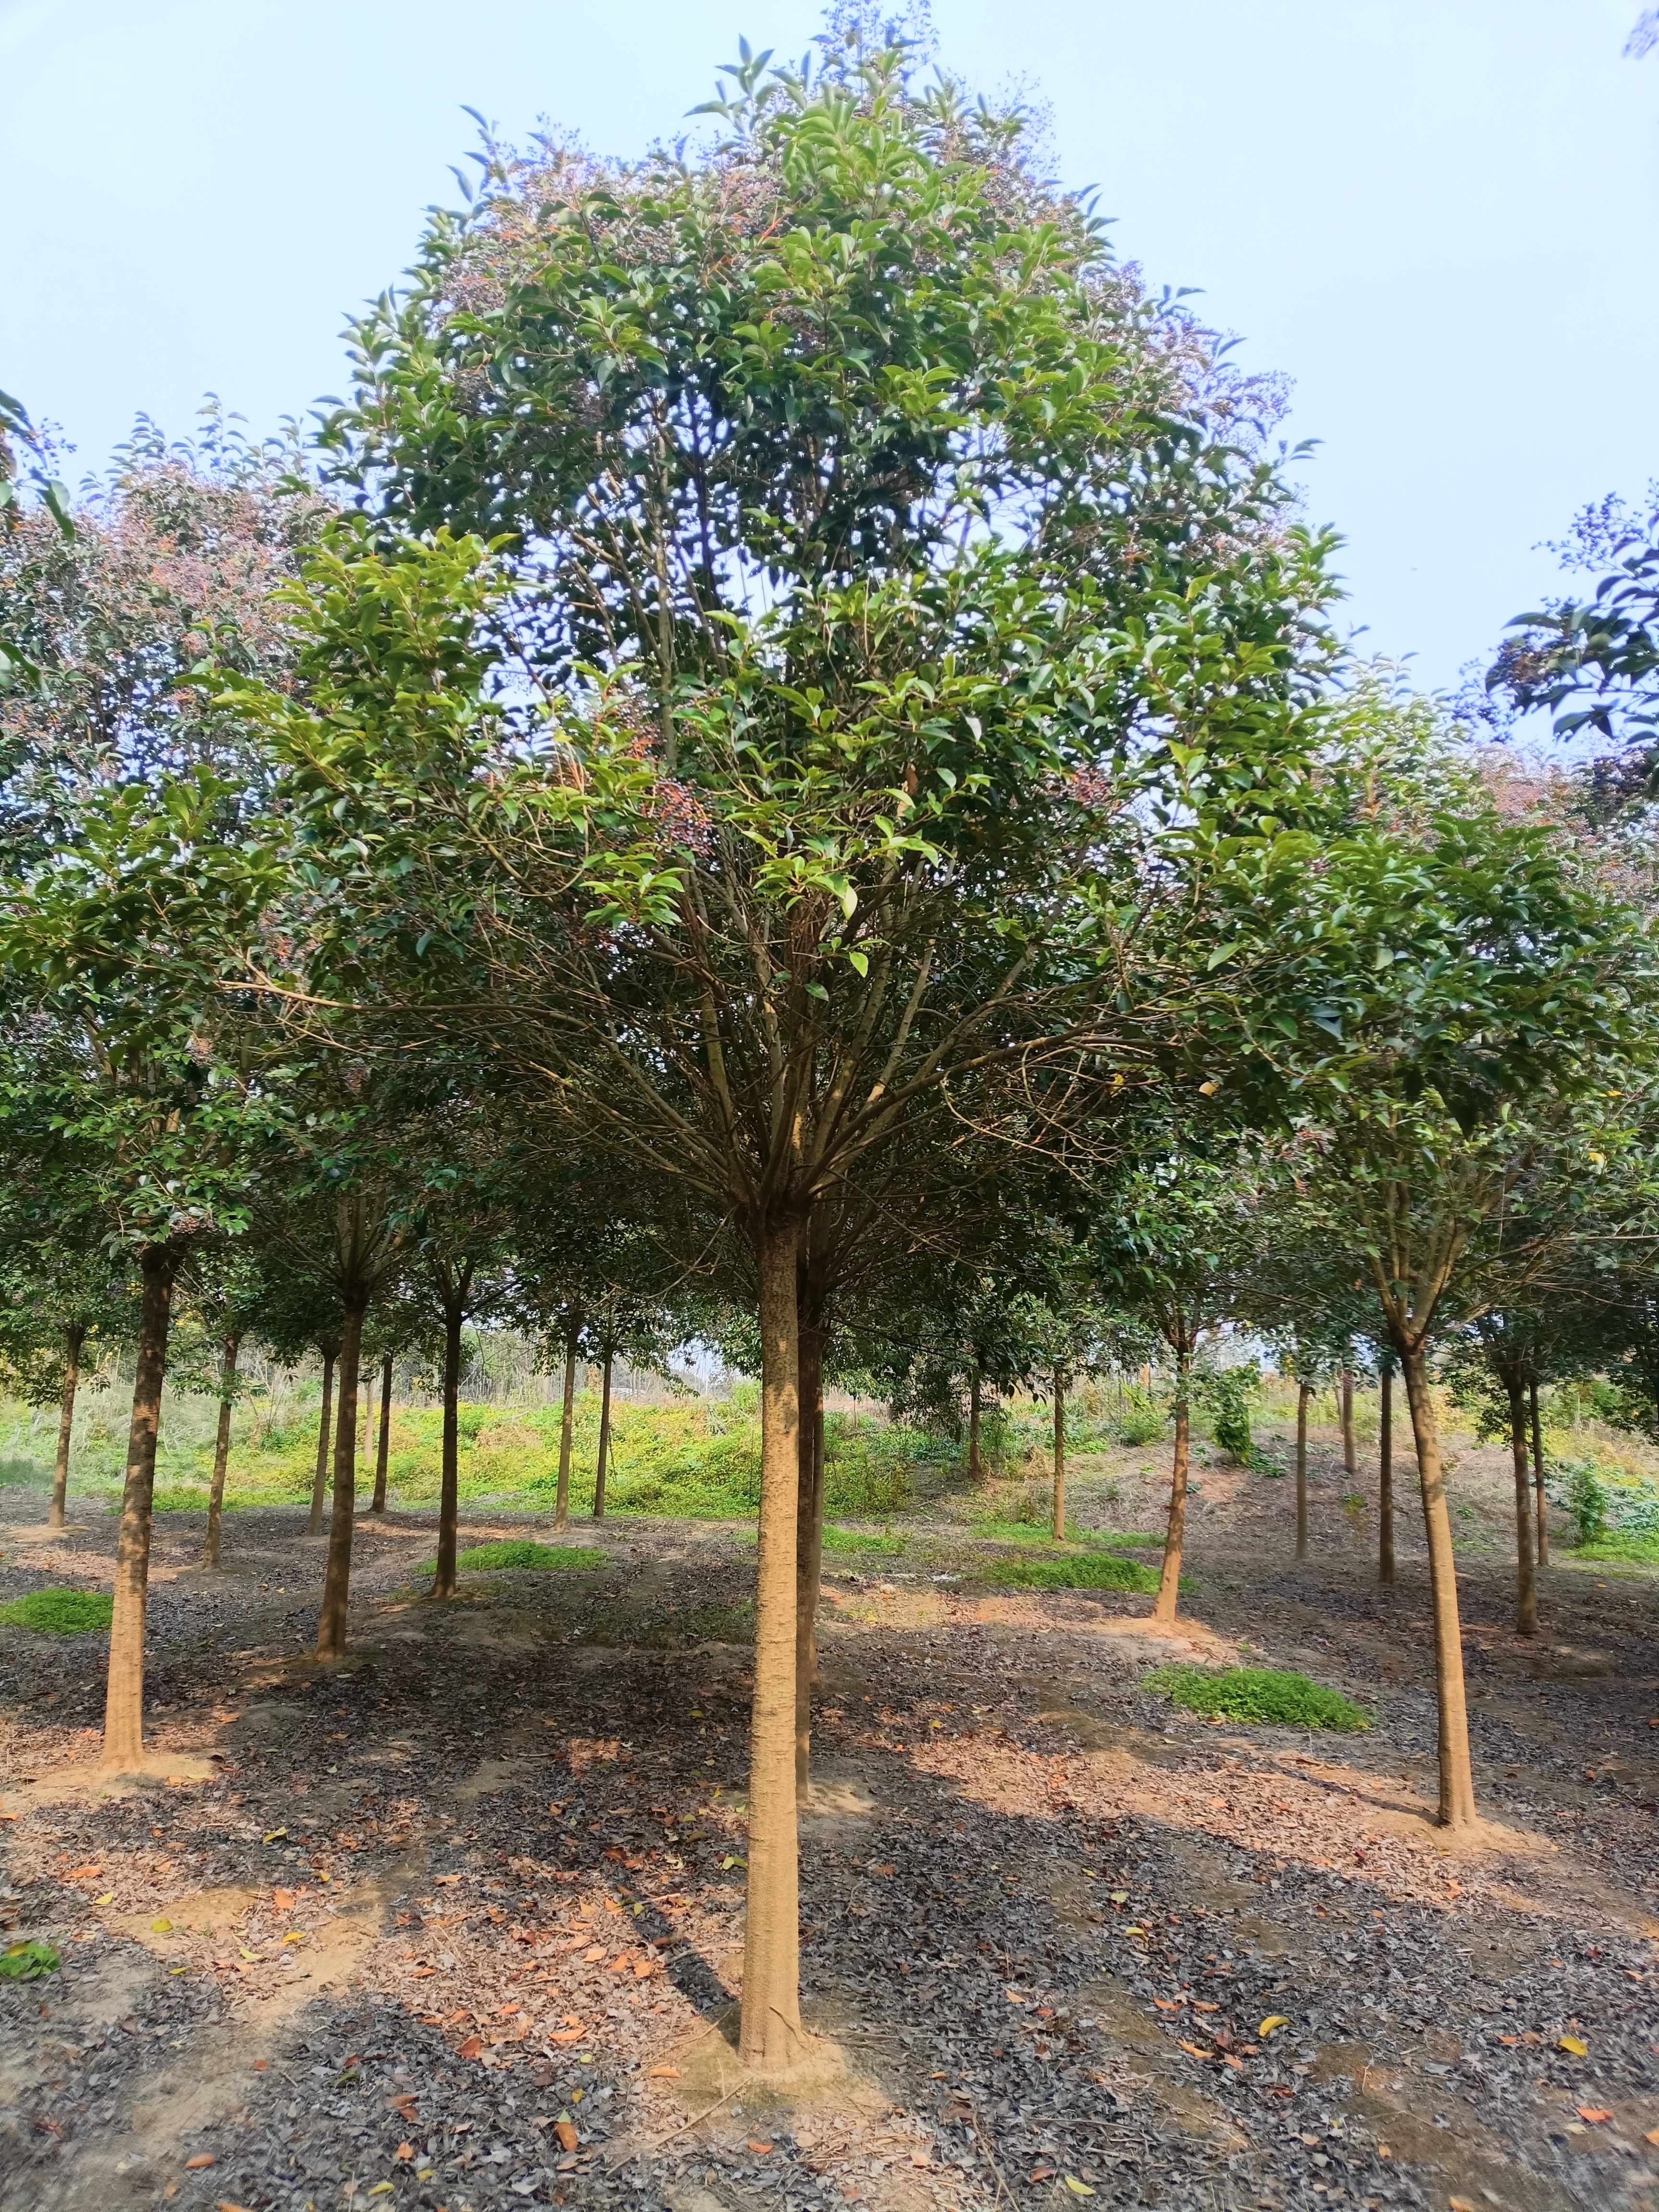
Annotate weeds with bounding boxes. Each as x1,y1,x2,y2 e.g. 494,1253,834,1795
1143,1663,1371,1731
411,1540,608,1575
0,1589,114,1635
986,1552,1165,1594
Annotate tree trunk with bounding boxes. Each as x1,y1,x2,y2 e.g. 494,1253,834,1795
361,1361,378,1512
373,1352,393,1514
1378,1365,1396,1585
204,1332,241,1568
793,1315,825,1800
740,1214,805,2074
48,1322,84,1531
593,1347,613,1518
102,1244,180,1770
1340,1366,1357,1477
1051,1370,1067,1541
1530,1378,1548,1567
1154,1347,1191,1625
554,1315,580,1530
1509,1380,1539,1636
1295,1381,1310,1560
433,1309,464,1599
967,1370,982,1485
307,1349,337,1537
316,1299,366,1660
1399,1340,1478,1828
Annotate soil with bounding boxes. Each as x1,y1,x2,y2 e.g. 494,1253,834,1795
2,1423,1658,2212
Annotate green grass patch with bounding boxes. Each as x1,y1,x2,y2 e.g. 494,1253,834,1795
821,1525,906,1555
411,1540,609,1576
0,1588,114,1635
151,1485,213,1514
0,1940,60,1980
1571,1530,1659,1566
1077,1528,1166,1550
986,1552,1165,1594
1144,1663,1371,1731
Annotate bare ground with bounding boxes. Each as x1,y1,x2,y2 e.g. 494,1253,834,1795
1,1429,1658,2212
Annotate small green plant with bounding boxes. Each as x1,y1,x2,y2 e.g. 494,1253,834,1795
1111,1388,1167,1448
412,1540,608,1576
1571,1530,1659,1567
1144,1663,1371,1731
151,1485,213,1514
0,1940,60,1980
821,1525,906,1554
0,1588,114,1635
987,1552,1164,1594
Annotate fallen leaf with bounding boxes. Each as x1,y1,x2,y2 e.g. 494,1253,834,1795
261,1830,286,1843
1152,1997,1183,2013
1449,2199,1475,2212
1559,2034,1589,2056
1064,2181,1097,2199
394,2142,415,2160
1030,2171,1057,2185
458,2036,483,2059
272,1888,294,1911
649,2066,681,2078
66,1864,101,1879
1178,2040,1214,2059
1191,2001,1219,2013
1258,2016,1289,2037
184,2154,216,2169
1646,2126,1659,2147
1576,2106,1613,2124
554,2119,579,2152
747,2140,774,2155
95,1893,114,1907
910,2151,933,2168
550,2027,586,2044
632,1958,657,1979
150,1918,173,1935
582,1943,606,1962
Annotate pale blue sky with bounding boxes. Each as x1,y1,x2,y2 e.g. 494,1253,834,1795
3,0,1654,692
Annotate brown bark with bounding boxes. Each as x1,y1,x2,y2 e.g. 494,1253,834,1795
48,1323,84,1531
1340,1367,1357,1477
1154,1347,1192,1625
1509,1380,1539,1636
740,1214,805,2074
307,1346,337,1537
433,1308,464,1598
967,1370,982,1485
554,1312,580,1530
101,1243,180,1770
1051,1370,1067,1541
793,1315,825,1799
204,1332,241,1568
1378,1364,1396,1585
316,1299,366,1659
593,1347,613,1519
1295,1381,1310,1561
1530,1378,1548,1566
362,1361,378,1512
372,1352,393,1514
1399,1341,1477,1828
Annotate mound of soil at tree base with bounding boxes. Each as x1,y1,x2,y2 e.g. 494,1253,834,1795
2,1478,1659,2212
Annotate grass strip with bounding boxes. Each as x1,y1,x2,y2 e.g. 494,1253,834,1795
1144,1663,1371,1731
0,1588,114,1635
411,1539,609,1576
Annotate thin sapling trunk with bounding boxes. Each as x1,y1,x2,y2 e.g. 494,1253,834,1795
204,1332,241,1568
1340,1366,1357,1478
1530,1378,1548,1567
1399,1340,1478,1828
794,1316,825,1799
1051,1369,1066,1541
1378,1364,1396,1585
307,1347,337,1537
1509,1379,1538,1636
316,1300,366,1659
102,1244,180,1770
1295,1381,1310,1561
372,1353,393,1514
1154,1347,1192,1625
967,1370,982,1485
554,1314,580,1530
433,1309,464,1598
48,1322,84,1531
593,1347,613,1519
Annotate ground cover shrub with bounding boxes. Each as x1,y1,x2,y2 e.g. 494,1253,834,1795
1551,1455,1659,1547
1144,1663,1371,1731
820,1525,906,1554
150,1485,212,1513
986,1552,1164,1593
1570,1530,1659,1566
0,1588,114,1635
412,1540,607,1575
0,1940,60,1980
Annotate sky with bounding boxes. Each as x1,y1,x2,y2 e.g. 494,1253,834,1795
2,0,1655,695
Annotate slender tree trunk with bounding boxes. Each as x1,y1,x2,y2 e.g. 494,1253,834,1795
307,1349,337,1537
1509,1380,1539,1636
1050,1369,1067,1540
1295,1381,1310,1561
1378,1365,1396,1585
204,1332,241,1569
316,1299,366,1660
554,1315,579,1531
1340,1366,1357,1477
593,1348,613,1519
433,1310,464,1599
1154,1347,1192,1625
967,1370,982,1485
741,1214,805,2074
48,1322,84,1531
373,1353,393,1514
1530,1378,1548,1567
362,1361,378,1512
102,1245,179,1770
793,1316,827,1800
1399,1340,1477,1829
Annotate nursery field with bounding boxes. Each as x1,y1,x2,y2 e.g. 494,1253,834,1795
3,1404,1659,2212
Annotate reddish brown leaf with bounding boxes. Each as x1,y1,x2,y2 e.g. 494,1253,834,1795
458,2035,483,2059
554,2119,579,2152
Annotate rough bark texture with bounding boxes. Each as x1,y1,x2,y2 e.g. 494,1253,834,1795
1340,1367,1357,1477
1509,1381,1539,1636
307,1348,337,1537
372,1353,393,1515
967,1372,982,1485
1295,1382,1310,1561
1050,1370,1067,1541
48,1323,84,1532
1530,1378,1548,1567
316,1300,366,1660
740,1215,805,2073
554,1318,579,1531
433,1310,465,1599
1154,1348,1192,1625
101,1244,179,1770
1399,1341,1478,1828
1378,1365,1396,1586
793,1315,825,1800
204,1332,241,1569
593,1349,613,1519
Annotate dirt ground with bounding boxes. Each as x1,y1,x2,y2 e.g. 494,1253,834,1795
2,1429,1659,2212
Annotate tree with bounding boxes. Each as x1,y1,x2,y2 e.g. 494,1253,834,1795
178,1247,269,1567
0,1234,130,1529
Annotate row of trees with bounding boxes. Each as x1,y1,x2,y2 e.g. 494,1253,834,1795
4,22,1658,2073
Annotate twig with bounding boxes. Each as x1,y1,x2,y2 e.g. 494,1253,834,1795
606,2083,739,2172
